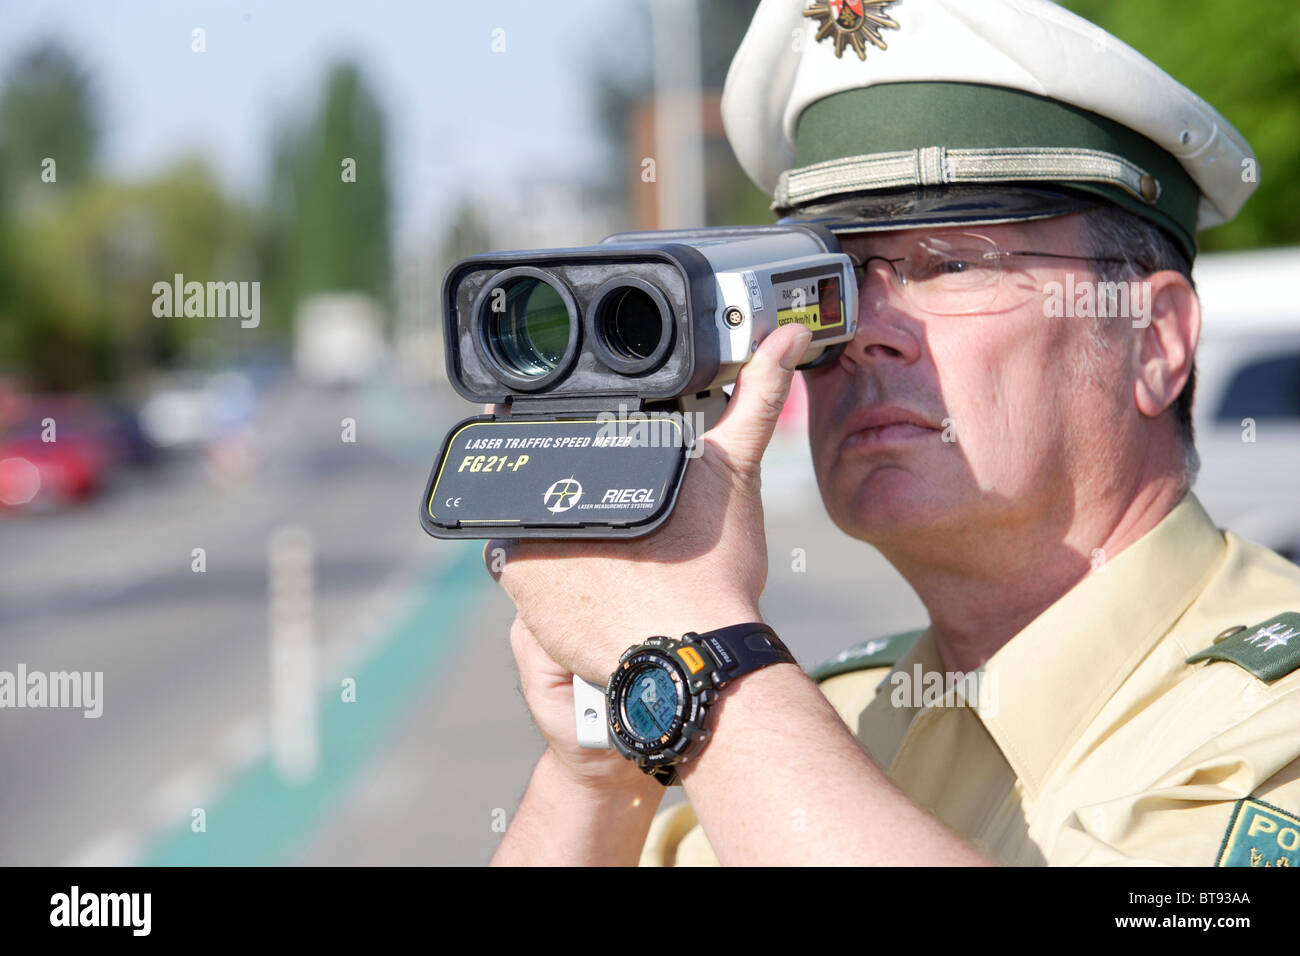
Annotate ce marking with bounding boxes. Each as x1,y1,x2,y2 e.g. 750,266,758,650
444,497,463,508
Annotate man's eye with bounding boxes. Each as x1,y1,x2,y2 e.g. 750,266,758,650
919,254,991,279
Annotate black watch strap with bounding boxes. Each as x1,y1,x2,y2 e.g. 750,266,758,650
626,623,795,789
693,622,795,684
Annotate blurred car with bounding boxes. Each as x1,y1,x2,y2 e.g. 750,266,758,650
138,371,257,449
1191,247,1300,561
293,292,387,388
0,396,119,511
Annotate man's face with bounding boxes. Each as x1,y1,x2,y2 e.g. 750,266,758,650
804,214,1135,550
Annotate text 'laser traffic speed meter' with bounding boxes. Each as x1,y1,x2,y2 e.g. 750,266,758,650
419,224,858,539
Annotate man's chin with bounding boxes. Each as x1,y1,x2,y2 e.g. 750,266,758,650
822,468,963,544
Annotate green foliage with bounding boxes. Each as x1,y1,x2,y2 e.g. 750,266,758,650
0,41,258,388
0,40,98,201
1059,0,1300,250
1,161,257,389
267,62,392,319
0,46,395,389
0,39,105,387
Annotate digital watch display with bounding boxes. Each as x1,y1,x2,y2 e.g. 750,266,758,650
620,662,684,742
605,623,796,785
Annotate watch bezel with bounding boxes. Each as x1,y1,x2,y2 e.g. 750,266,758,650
607,644,707,766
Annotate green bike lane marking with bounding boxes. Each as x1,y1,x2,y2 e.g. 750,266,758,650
138,542,486,866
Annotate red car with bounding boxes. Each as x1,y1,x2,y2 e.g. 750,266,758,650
0,398,117,511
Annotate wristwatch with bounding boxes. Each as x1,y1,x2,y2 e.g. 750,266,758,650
605,622,796,785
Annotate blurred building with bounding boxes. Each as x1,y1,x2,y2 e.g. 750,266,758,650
627,91,772,231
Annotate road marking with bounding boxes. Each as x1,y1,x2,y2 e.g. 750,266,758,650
134,542,486,866
217,713,267,768
146,763,223,829
60,829,143,867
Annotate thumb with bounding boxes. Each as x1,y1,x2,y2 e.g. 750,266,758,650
704,323,811,469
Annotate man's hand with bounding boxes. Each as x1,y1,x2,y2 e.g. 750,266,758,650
487,324,809,866
487,323,994,866
492,617,665,866
506,615,660,796
486,324,812,685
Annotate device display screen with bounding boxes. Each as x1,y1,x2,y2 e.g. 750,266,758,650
772,267,846,337
621,664,680,741
817,276,842,327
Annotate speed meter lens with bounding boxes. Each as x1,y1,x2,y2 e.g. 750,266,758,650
486,277,570,378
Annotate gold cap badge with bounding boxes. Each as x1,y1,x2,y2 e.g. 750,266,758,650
803,1,901,61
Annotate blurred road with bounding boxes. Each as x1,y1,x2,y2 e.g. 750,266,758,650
0,371,924,866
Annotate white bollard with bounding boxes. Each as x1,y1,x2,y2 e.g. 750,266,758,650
268,525,319,784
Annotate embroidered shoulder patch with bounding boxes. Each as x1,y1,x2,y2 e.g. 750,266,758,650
1186,612,1300,682
1216,798,1300,867
809,628,924,683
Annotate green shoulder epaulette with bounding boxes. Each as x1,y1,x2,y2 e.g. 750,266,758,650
809,628,925,683
1186,612,1300,682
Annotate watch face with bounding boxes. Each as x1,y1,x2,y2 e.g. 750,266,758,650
619,660,683,744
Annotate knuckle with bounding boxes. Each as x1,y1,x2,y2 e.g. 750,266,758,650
754,386,787,419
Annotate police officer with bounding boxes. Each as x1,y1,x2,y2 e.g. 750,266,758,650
488,0,1300,867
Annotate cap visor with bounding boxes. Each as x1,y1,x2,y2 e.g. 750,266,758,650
778,185,1097,234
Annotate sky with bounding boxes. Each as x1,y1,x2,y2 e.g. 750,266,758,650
0,0,639,253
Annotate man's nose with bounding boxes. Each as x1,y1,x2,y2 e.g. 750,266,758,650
841,262,923,368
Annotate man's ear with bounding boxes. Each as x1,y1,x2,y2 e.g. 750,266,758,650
1134,271,1200,420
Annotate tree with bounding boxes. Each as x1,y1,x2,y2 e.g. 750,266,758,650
1,160,256,389
0,40,99,207
1060,0,1300,251
0,40,103,387
267,62,392,318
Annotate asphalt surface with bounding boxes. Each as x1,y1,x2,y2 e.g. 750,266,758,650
0,370,924,866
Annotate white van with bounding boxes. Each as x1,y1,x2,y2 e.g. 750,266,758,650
1191,247,1300,562
293,292,388,388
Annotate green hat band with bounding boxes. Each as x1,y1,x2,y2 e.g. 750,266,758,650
790,82,1199,257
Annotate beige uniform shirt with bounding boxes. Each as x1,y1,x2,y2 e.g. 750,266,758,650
641,494,1300,866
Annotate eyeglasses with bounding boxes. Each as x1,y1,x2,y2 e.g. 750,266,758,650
846,232,1136,316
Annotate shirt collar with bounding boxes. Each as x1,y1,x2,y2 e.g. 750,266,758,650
972,493,1226,798
857,626,944,770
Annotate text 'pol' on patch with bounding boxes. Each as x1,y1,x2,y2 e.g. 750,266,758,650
1216,798,1300,867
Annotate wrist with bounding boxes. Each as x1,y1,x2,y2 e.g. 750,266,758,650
605,620,791,786
600,605,763,670
540,745,663,802
492,748,664,866
676,661,806,784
